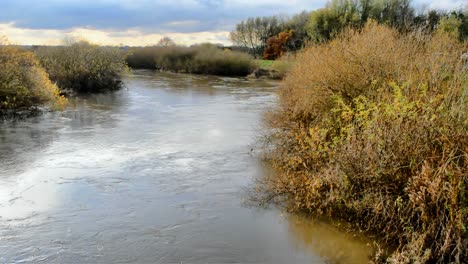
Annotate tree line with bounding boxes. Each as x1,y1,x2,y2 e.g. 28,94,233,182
230,0,468,59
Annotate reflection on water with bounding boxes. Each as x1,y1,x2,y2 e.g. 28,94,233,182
287,214,373,263
0,70,371,263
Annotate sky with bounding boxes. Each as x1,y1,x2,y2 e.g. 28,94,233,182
0,0,466,46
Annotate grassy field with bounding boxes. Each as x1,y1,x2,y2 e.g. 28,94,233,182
253,58,294,79
255,60,275,69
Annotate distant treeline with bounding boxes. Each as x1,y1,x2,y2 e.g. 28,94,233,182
126,44,253,77
231,0,468,58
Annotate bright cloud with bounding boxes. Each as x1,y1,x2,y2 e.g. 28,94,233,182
413,0,466,11
0,23,231,46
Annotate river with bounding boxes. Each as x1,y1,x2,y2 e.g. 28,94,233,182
0,70,372,263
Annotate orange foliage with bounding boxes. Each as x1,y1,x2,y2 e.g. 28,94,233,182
263,31,293,60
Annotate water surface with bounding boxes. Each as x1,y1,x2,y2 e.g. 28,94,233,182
0,70,371,263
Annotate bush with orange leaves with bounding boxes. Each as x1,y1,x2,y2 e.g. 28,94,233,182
263,31,294,60
0,45,67,114
260,21,467,263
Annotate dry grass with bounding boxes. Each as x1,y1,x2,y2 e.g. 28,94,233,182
260,21,467,263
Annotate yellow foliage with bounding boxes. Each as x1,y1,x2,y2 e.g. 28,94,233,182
0,45,67,111
261,21,467,263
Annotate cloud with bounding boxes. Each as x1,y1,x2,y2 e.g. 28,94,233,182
0,0,464,46
413,0,466,11
165,20,201,27
0,0,320,32
0,22,231,46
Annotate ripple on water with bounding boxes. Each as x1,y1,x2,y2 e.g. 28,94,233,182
0,71,372,263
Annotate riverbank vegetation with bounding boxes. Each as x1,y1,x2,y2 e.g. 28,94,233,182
126,44,253,77
0,44,67,116
258,21,467,263
253,56,294,79
231,0,468,58
35,41,128,94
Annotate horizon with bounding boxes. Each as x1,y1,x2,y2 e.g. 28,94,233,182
0,0,466,46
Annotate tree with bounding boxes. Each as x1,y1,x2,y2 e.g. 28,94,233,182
230,16,284,58
285,11,311,51
458,9,468,40
263,31,294,60
437,13,462,38
305,0,417,43
157,37,176,47
373,0,414,31
306,0,361,43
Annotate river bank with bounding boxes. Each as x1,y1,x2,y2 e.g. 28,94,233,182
0,70,373,263
259,22,467,262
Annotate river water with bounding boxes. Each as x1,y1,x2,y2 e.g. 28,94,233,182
0,70,372,263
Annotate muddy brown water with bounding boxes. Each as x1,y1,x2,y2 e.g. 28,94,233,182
0,70,372,263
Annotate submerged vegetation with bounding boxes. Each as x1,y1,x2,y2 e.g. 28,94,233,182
127,44,254,77
259,22,467,263
0,44,66,114
36,41,128,94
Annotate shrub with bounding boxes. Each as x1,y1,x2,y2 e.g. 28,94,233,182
36,42,128,94
0,45,66,112
154,45,197,73
260,21,467,263
126,44,254,77
191,44,253,76
126,46,160,69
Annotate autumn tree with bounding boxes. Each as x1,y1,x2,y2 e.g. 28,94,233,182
229,16,284,58
263,31,294,60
